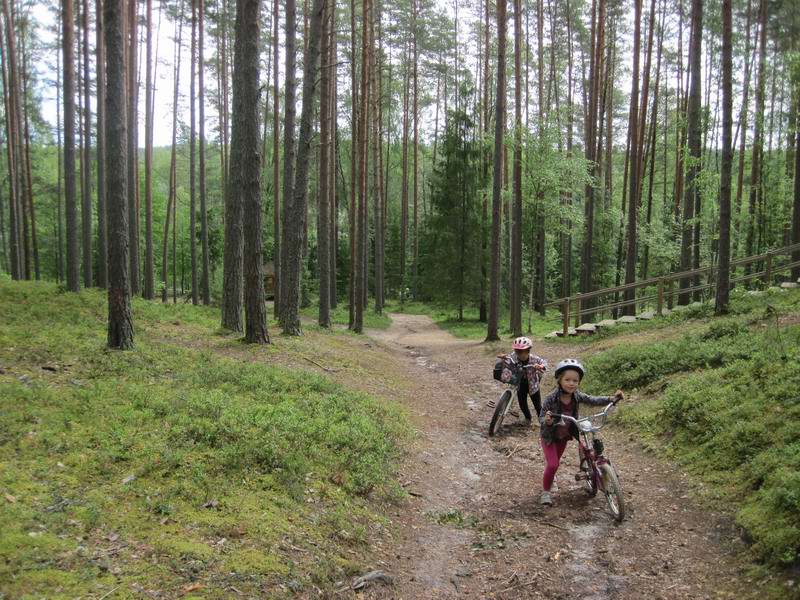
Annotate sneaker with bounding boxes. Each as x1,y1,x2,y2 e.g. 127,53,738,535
540,491,553,506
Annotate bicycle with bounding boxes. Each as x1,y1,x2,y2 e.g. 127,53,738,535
488,364,542,437
551,401,626,522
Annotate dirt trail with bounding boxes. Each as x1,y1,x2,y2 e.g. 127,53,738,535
358,313,745,599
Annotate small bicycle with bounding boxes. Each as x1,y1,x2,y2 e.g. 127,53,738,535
487,364,541,437
555,402,626,521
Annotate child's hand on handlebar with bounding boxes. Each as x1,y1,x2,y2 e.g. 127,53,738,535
612,390,624,403
544,410,553,426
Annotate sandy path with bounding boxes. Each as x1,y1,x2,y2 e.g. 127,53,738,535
357,313,745,599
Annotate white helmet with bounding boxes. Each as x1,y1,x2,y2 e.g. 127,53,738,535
555,358,585,380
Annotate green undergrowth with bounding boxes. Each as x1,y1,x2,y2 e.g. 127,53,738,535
300,301,392,330
0,280,410,598
582,289,800,580
382,299,562,340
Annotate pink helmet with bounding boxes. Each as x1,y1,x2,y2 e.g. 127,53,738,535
512,336,533,351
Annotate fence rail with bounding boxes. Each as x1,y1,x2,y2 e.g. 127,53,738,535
543,243,800,336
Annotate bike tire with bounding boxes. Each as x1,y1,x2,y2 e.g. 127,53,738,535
582,460,598,498
599,462,625,521
489,390,513,437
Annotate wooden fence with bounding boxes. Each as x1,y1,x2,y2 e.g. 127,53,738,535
543,242,800,336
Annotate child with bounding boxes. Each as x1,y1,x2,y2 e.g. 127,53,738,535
495,337,547,425
538,358,623,506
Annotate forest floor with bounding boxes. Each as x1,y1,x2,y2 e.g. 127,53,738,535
2,281,796,599
347,313,762,600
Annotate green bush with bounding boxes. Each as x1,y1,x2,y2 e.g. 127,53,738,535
603,321,800,568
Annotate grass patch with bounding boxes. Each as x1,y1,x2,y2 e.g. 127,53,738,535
382,300,563,340
0,280,410,597
582,293,800,573
300,301,392,330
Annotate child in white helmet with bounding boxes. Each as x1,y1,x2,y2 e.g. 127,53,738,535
495,337,547,425
538,358,624,506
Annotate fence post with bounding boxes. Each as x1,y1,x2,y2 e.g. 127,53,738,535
562,298,569,336
765,251,773,287
657,279,664,316
574,294,582,328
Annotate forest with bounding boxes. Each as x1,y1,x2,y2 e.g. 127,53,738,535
0,0,798,345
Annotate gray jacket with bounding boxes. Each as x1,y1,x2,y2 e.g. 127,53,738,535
539,387,611,444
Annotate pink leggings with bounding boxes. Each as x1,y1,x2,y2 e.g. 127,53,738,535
541,438,569,491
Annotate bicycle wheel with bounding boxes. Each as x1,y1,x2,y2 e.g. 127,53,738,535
489,390,513,437
599,462,625,522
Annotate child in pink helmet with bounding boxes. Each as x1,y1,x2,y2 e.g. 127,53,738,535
495,337,547,426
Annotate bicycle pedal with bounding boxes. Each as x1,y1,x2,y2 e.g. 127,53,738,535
574,472,589,481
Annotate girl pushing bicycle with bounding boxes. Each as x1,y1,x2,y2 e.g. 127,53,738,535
538,358,624,506
494,337,547,426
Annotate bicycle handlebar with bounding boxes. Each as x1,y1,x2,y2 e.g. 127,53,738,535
545,402,617,432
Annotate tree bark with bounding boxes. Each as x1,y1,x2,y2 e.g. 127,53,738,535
353,0,369,333
127,0,140,295
716,0,733,313
272,0,281,317
510,0,522,336
221,0,244,329
230,0,269,343
411,0,418,300
283,0,325,335
280,0,297,324
745,0,766,265
144,0,155,298
62,0,79,291
318,0,332,327
105,0,134,349
679,0,703,304
487,0,506,342
199,0,211,304
96,0,107,288
623,0,641,315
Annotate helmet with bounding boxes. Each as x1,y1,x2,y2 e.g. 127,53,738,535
512,336,533,351
555,358,585,380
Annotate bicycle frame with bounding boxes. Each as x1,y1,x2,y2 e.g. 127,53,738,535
554,403,616,492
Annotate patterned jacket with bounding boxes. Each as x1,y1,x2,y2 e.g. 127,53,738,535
539,386,612,444
499,353,547,393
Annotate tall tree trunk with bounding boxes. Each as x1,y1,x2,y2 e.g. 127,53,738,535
189,1,199,304
0,14,20,281
230,0,269,343
716,0,733,313
222,1,245,328
165,3,184,303
280,0,297,325
745,0,766,265
487,0,506,342
510,0,522,336
284,0,325,335
372,1,383,314
199,0,211,304
318,0,332,327
623,0,641,315
19,23,38,281
105,0,134,349
399,40,409,305
411,0,418,300
144,0,155,298
127,0,140,294
679,0,703,304
272,0,281,317
793,90,800,279
479,0,490,321
734,0,753,245
77,0,91,286
353,0,369,333
96,0,107,288
62,0,79,291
